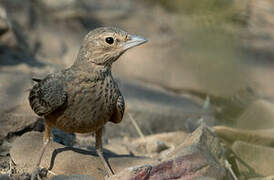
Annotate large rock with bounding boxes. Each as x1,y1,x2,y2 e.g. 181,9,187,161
232,141,274,177
236,100,274,130
0,103,39,138
109,124,229,180
9,124,228,180
214,126,274,147
10,132,154,180
109,153,225,180
249,176,274,180
165,124,226,164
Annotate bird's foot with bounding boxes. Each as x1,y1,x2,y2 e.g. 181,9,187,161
31,167,48,180
96,150,114,177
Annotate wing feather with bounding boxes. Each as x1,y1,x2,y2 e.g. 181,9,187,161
109,94,125,124
28,73,67,116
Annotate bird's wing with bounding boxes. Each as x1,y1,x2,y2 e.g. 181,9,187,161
28,73,67,116
109,92,125,124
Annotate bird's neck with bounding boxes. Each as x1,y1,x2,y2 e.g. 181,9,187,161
71,61,112,79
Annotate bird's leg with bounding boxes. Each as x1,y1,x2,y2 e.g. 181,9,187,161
95,128,114,176
31,124,52,180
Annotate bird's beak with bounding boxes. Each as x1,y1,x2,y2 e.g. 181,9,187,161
123,35,148,51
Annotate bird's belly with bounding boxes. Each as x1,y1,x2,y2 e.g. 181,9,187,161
54,97,115,133
54,116,102,133
51,76,118,133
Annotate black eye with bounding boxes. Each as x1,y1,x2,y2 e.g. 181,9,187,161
105,37,114,44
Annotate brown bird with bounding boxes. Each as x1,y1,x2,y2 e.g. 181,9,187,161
28,27,147,179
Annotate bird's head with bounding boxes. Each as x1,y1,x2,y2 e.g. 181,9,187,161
75,27,147,67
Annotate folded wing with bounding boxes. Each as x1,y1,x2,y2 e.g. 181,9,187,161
28,73,67,116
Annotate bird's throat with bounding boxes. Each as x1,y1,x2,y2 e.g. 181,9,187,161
72,61,112,80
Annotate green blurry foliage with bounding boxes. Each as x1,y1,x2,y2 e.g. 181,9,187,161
148,0,247,26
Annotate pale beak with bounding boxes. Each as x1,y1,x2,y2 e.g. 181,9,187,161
123,35,148,51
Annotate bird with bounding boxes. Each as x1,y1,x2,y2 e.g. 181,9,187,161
28,27,147,179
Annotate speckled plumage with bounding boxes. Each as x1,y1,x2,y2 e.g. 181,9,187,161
28,27,146,179
29,66,123,133
29,27,128,131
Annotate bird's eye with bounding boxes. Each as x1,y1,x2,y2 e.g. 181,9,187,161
105,37,114,45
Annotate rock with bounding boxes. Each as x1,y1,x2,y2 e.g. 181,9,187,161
214,126,274,147
232,141,274,177
108,165,152,180
165,124,225,163
105,79,215,138
164,123,228,179
0,6,18,49
109,124,229,180
126,131,188,158
249,176,274,180
0,104,40,138
109,163,216,180
12,173,31,180
51,174,96,180
146,140,168,154
0,63,58,139
0,140,12,156
237,100,274,130
0,174,10,180
133,131,188,147
0,5,9,36
10,132,154,180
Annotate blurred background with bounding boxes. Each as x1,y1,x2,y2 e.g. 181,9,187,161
1,0,274,179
